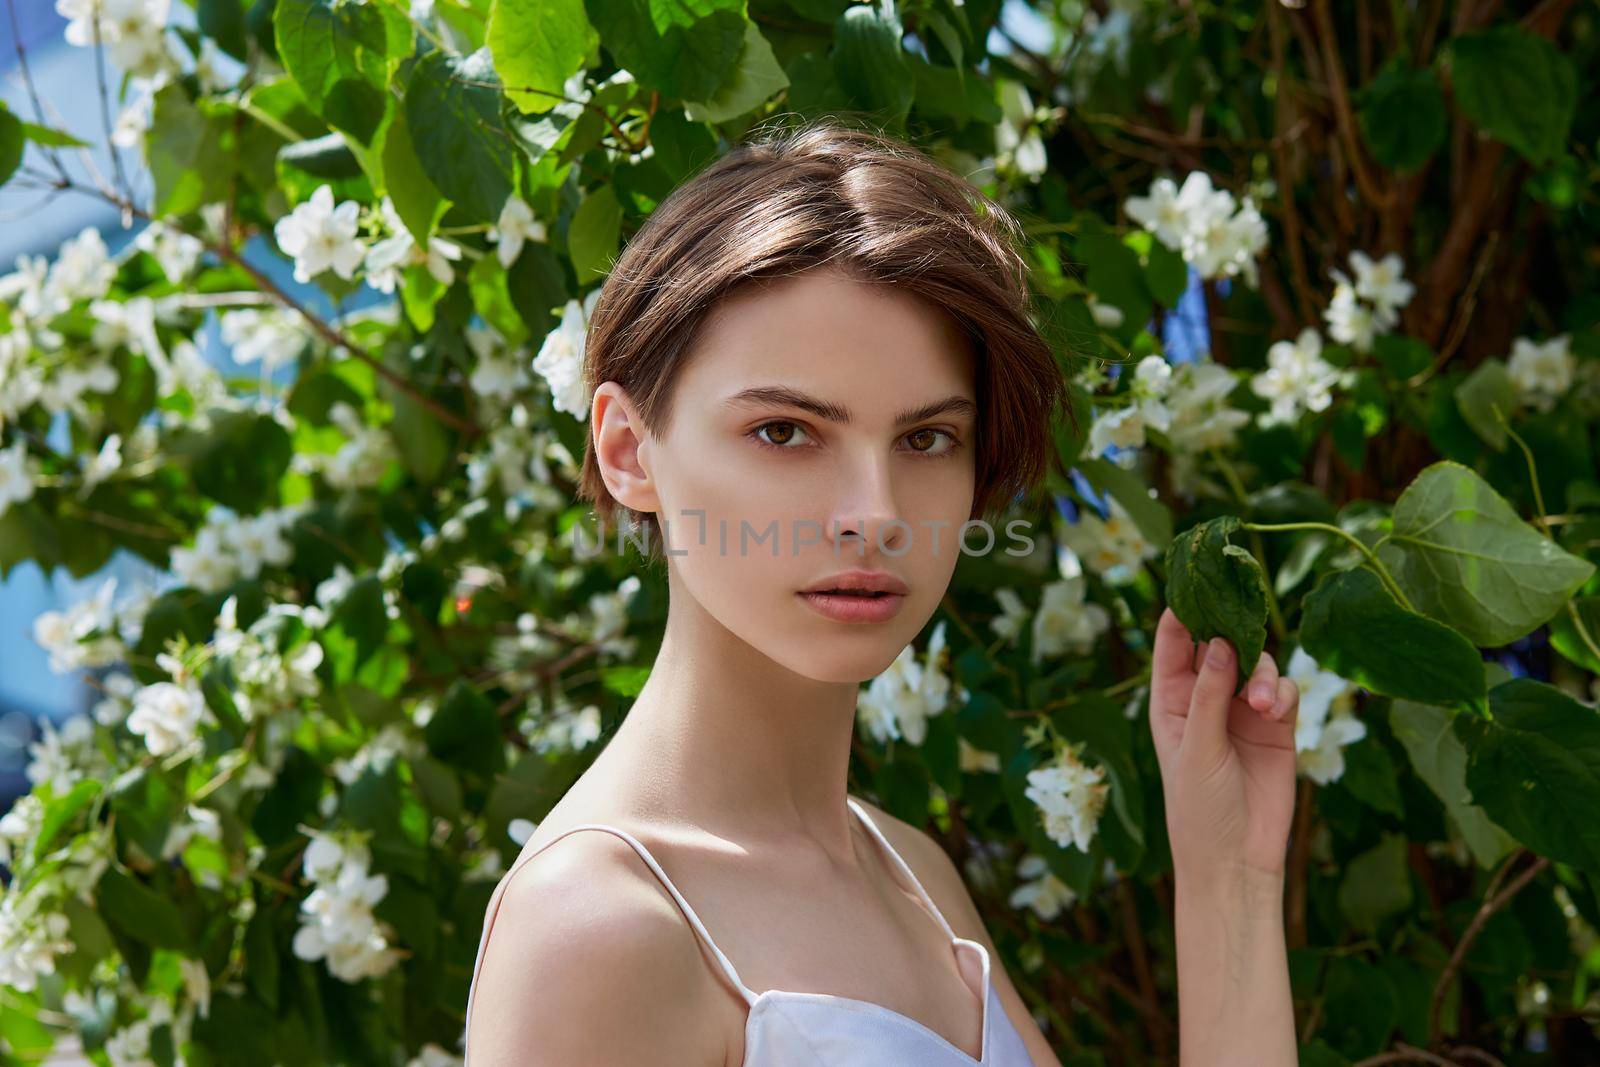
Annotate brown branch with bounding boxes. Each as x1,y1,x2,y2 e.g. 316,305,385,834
1268,2,1317,323
1286,777,1315,949
1427,851,1552,1043
1309,0,1396,211
1116,879,1168,1059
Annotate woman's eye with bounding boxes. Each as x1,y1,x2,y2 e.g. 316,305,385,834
753,421,811,449
904,428,959,456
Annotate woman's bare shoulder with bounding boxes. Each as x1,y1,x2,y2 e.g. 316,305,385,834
466,826,726,1066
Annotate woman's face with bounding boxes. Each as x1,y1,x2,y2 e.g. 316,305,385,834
596,266,979,683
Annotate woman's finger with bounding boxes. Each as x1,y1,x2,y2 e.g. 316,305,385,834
1246,651,1279,713
1181,637,1237,767
1271,675,1300,723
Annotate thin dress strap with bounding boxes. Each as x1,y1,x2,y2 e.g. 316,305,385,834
464,822,761,1053
846,796,960,942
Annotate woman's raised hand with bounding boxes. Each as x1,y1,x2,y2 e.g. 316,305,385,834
1146,606,1301,881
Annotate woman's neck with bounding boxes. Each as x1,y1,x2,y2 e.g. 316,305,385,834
595,580,865,858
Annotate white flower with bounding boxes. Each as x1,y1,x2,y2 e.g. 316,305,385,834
1506,334,1574,413
467,326,531,401
0,890,73,992
25,715,94,796
81,432,123,494
1125,172,1267,285
111,89,154,149
856,620,958,746
364,198,462,290
490,196,547,268
1008,853,1078,920
989,587,1030,645
1031,576,1110,663
1285,646,1364,785
1059,497,1156,586
274,186,365,284
407,1045,463,1067
1023,745,1110,853
134,222,204,282
996,81,1047,180
127,680,207,756
48,226,116,305
220,308,309,371
1086,295,1124,329
532,289,600,420
31,578,122,673
0,441,39,518
1348,251,1413,325
1251,326,1348,427
957,736,1001,773
292,834,402,983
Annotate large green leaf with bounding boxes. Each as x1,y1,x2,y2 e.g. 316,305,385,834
1163,515,1267,694
1449,26,1577,165
1357,63,1446,172
1338,833,1413,932
97,869,193,952
1452,358,1514,451
1300,566,1486,710
831,2,914,128
682,20,790,124
377,110,445,242
273,0,400,144
568,183,623,284
405,48,517,222
146,87,231,217
585,0,746,102
1389,698,1516,869
1454,677,1600,873
489,0,598,115
1374,460,1595,647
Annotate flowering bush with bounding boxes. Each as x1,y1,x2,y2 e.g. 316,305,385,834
0,1,1598,1064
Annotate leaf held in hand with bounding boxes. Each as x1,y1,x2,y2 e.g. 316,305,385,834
1163,515,1269,694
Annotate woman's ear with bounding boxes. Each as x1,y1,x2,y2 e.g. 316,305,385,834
590,382,660,517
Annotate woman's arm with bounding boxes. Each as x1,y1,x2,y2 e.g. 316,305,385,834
1174,862,1296,1065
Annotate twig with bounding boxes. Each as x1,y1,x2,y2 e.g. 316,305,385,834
1427,851,1551,1042
1309,0,1395,210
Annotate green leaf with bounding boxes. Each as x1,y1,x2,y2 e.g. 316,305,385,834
97,869,193,952
1449,26,1577,165
1163,515,1268,694
377,94,445,242
146,87,231,217
273,0,395,144
199,0,250,60
424,679,506,780
32,780,103,864
1452,357,1514,450
682,20,790,124
0,106,23,186
172,409,294,514
1390,698,1516,869
21,121,88,148
1301,566,1486,710
1357,63,1446,172
568,183,622,284
489,0,598,115
1454,677,1600,873
1319,956,1398,1058
831,3,914,128
585,0,746,102
1337,832,1413,932
405,48,516,222
277,131,364,178
1549,597,1600,673
1375,460,1596,647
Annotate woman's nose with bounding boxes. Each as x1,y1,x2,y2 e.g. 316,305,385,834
828,453,909,555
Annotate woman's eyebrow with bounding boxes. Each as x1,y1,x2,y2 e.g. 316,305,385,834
723,386,977,427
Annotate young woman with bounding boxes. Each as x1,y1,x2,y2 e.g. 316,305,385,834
464,120,1301,1066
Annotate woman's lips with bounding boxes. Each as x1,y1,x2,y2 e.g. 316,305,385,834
796,590,907,623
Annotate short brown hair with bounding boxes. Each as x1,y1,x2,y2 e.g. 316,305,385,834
577,116,1073,556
